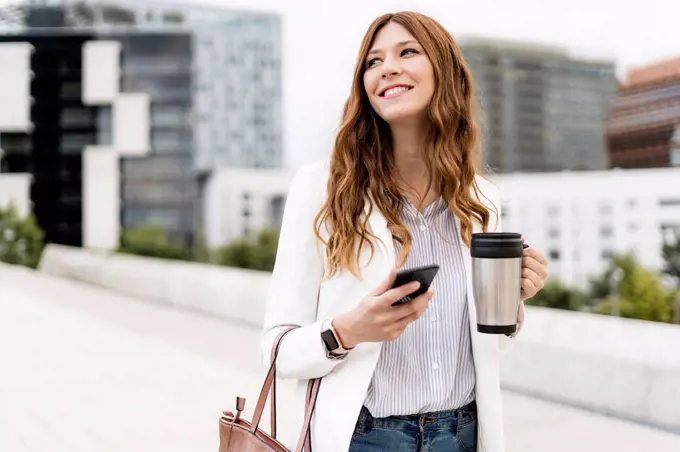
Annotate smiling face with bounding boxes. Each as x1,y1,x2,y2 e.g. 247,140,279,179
362,22,435,126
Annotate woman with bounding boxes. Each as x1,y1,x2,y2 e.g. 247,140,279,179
261,11,548,452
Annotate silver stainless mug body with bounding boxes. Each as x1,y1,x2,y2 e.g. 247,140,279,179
471,233,524,335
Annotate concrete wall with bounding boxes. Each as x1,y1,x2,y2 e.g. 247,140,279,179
39,244,270,328
501,306,680,432
38,244,680,432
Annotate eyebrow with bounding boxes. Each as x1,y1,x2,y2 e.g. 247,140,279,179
367,40,419,56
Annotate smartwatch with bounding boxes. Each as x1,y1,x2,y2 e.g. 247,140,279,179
320,318,351,359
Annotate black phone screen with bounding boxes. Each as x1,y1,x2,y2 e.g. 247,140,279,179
390,264,440,305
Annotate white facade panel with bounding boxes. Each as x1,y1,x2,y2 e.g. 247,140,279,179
0,172,31,218
0,43,33,132
83,146,120,250
113,93,151,156
203,168,292,247
82,41,121,106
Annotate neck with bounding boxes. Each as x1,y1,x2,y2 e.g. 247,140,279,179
390,121,438,203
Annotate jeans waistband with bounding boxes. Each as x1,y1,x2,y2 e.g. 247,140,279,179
356,400,477,433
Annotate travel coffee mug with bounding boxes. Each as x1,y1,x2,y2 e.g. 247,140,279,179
471,232,525,335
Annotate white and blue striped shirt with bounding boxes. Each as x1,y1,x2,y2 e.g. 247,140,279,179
364,197,476,417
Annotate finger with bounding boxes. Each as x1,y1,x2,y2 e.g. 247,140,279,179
522,256,548,279
380,280,422,306
524,247,548,266
393,288,433,321
393,306,425,330
522,268,544,289
521,277,538,299
517,302,525,323
516,302,525,331
369,268,397,296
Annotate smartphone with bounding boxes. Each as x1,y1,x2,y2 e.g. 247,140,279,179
390,264,440,305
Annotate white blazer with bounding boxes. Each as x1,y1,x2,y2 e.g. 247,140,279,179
261,159,519,452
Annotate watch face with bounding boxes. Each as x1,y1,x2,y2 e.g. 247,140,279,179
321,329,340,351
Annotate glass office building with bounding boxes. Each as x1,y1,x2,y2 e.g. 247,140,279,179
0,0,283,246
460,38,618,173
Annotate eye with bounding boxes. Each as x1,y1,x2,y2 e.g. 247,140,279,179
366,58,381,68
401,48,419,57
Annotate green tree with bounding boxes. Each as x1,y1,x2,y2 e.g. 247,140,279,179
118,225,190,261
661,231,680,323
0,204,44,268
217,227,280,271
525,279,589,311
591,253,674,323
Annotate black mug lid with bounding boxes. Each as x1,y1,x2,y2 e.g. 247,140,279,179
471,232,523,258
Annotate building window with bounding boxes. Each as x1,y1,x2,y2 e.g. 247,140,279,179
549,250,560,261
600,227,613,238
548,228,560,239
269,195,285,228
601,249,613,260
60,133,96,153
547,206,560,217
659,198,680,207
599,204,612,215
60,108,93,127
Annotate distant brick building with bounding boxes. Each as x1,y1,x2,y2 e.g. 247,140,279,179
605,56,680,168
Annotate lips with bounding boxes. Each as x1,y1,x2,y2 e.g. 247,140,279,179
378,84,413,98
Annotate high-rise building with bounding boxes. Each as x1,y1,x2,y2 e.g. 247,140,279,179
0,0,282,248
605,56,680,169
460,38,618,173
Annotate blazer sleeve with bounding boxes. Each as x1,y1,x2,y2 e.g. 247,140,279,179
259,163,345,380
477,176,524,356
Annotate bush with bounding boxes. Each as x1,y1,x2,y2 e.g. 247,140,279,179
118,225,190,261
525,279,589,311
217,227,279,271
589,253,675,323
0,204,44,268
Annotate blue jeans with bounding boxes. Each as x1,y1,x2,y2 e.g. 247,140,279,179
348,401,478,452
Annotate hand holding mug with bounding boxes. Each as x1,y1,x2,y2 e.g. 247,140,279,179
520,238,549,301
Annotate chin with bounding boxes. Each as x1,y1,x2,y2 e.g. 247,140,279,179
380,106,427,124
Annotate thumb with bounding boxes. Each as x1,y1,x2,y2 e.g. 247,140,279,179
369,268,397,296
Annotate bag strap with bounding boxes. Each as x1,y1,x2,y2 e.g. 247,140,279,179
249,327,321,452
294,378,321,452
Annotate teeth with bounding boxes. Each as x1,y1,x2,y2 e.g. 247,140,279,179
383,86,409,97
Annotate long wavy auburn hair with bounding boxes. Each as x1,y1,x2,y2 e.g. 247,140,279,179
314,11,495,280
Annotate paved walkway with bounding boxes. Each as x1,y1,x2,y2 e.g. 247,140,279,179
1,264,679,451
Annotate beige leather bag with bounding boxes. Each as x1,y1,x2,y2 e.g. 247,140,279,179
219,327,321,452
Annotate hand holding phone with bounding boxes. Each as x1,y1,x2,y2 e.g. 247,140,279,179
332,266,438,348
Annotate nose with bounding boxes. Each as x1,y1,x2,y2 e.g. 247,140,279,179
380,56,401,78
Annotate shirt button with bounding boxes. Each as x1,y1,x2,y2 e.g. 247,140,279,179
419,224,426,231
431,316,437,322
433,363,440,371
